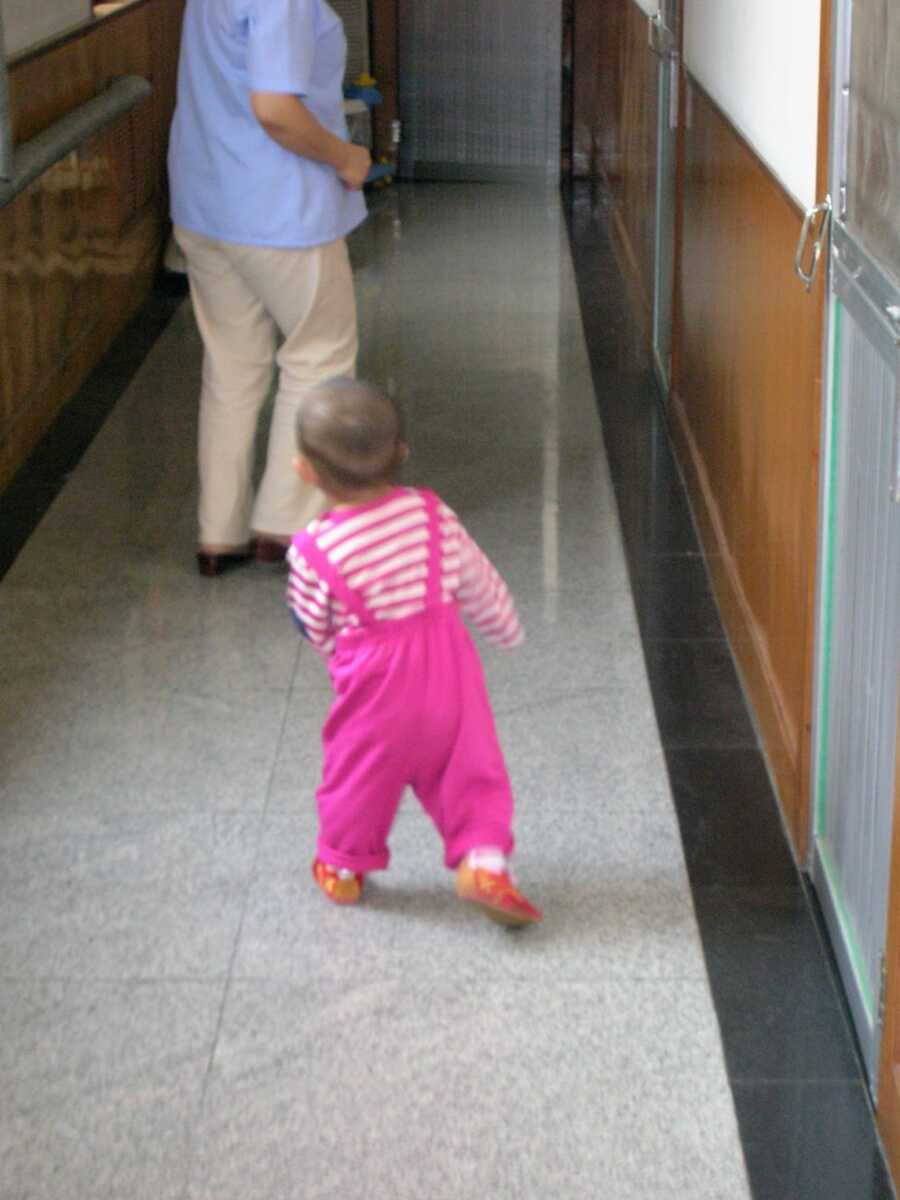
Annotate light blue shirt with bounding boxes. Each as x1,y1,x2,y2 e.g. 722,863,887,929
168,0,367,248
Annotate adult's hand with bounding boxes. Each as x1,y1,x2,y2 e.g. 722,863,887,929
251,92,369,186
338,143,372,191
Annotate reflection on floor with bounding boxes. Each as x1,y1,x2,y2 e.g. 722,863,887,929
0,183,750,1198
0,179,891,1199
566,179,897,1200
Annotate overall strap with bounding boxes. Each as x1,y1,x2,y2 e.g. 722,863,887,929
419,489,445,610
293,528,371,627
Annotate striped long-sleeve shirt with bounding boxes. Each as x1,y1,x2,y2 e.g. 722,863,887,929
286,487,524,656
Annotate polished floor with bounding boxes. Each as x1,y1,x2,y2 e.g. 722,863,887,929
0,181,891,1199
566,180,896,1200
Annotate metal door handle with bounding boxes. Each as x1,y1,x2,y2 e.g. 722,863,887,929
795,198,832,292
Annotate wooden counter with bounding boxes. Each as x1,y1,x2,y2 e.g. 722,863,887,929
0,0,185,491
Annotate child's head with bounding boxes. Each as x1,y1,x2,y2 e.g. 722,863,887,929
295,377,406,500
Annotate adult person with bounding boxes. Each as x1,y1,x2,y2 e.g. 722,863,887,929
168,0,371,576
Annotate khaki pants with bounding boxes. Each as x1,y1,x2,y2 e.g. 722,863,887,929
175,228,358,547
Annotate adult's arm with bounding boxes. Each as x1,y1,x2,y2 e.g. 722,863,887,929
250,92,370,190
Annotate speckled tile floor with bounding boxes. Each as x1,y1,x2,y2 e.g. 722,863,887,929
0,183,756,1199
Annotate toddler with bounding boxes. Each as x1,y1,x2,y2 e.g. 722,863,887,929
286,377,541,926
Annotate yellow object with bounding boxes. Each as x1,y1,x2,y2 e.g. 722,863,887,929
312,858,363,905
456,861,543,926
355,73,377,87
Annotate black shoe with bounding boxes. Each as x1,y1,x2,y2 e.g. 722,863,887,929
252,538,289,565
196,549,253,577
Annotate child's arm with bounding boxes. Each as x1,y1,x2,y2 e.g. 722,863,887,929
455,525,524,649
286,544,336,656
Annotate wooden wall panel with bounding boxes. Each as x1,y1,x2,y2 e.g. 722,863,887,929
572,0,627,180
671,77,822,854
576,2,826,865
571,0,603,176
370,0,399,164
581,0,657,326
0,0,184,491
613,2,657,324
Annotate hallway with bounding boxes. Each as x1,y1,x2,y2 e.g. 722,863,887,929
0,183,889,1197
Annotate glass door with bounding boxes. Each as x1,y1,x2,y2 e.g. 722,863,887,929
812,0,900,1095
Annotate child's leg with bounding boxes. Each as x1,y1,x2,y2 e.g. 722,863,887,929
411,629,541,924
410,638,515,869
312,741,405,906
412,728,515,870
316,727,406,876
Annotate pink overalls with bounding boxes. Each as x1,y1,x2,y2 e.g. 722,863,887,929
296,491,515,875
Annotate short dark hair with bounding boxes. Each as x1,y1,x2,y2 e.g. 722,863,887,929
296,377,405,493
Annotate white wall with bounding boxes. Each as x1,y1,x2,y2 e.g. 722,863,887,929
631,0,657,17
2,0,92,58
684,0,821,209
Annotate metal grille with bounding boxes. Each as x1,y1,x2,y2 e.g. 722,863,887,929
821,299,900,1051
397,0,561,180
329,0,370,82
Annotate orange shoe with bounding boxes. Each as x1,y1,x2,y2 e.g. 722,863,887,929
456,860,542,926
312,858,363,905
